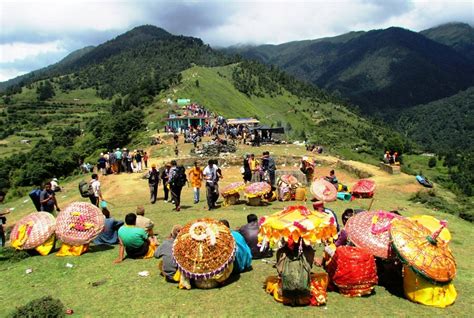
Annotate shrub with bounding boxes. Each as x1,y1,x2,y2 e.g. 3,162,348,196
10,296,65,318
428,157,437,168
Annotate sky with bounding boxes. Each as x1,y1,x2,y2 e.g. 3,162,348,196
0,0,473,82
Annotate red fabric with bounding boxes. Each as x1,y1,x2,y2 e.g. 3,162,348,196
327,246,378,295
351,179,376,198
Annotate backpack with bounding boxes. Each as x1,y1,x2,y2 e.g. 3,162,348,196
79,180,94,198
148,170,159,185
171,166,187,187
29,189,42,211
278,248,311,303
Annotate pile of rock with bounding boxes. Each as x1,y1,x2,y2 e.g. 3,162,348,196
190,141,237,157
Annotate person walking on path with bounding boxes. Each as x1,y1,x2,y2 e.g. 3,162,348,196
203,160,218,211
147,164,160,204
89,173,104,207
188,161,203,204
168,160,186,212
40,182,60,214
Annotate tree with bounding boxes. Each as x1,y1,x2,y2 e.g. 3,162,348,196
195,79,200,87
428,157,437,168
37,80,55,101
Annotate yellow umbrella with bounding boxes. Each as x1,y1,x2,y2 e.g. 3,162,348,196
258,205,337,248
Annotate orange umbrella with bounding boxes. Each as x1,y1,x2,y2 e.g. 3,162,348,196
173,218,235,279
390,218,456,283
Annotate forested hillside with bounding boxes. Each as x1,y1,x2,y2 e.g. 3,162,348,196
1,25,232,99
225,27,474,117
421,22,474,62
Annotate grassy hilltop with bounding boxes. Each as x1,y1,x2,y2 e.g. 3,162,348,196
1,140,473,317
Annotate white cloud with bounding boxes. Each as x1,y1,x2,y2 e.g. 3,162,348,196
0,41,66,63
0,68,27,82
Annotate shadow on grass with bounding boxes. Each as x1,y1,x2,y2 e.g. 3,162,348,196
88,244,115,253
0,247,31,263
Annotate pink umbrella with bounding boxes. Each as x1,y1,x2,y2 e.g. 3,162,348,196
310,178,337,202
345,210,403,259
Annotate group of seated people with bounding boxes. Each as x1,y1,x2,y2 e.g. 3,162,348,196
98,208,272,285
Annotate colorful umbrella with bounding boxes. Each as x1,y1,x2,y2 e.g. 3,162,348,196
408,215,451,243
244,182,272,198
10,212,56,250
310,179,337,202
258,205,337,248
220,181,245,196
390,218,456,283
345,210,403,259
55,202,105,246
351,179,375,198
278,174,299,187
172,218,236,279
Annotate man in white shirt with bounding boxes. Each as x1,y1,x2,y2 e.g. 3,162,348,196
203,160,217,211
51,178,61,192
89,173,104,207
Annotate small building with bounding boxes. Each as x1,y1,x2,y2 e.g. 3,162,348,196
166,115,208,130
227,118,260,126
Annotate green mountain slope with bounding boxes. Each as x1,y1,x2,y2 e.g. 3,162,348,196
421,22,474,62
397,87,474,154
149,63,395,163
1,25,232,98
225,27,474,117
0,46,95,93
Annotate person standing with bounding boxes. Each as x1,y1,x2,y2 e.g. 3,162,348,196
89,174,103,207
40,182,60,214
114,148,122,174
98,153,107,176
203,160,218,211
249,154,260,182
147,164,160,204
262,151,276,187
143,152,149,169
0,191,8,247
135,151,143,173
188,161,203,204
161,163,171,202
168,160,186,212
243,154,252,183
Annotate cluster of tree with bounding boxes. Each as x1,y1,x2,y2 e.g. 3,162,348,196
36,80,55,101
2,26,234,102
231,60,332,102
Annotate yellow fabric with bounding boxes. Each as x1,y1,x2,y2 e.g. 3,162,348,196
143,242,157,259
11,222,33,250
249,158,259,171
35,235,55,256
56,243,89,256
188,167,203,188
265,273,328,305
403,265,457,308
177,263,234,290
295,187,306,201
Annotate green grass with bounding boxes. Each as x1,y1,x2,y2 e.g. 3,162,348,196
1,144,473,317
9,82,107,105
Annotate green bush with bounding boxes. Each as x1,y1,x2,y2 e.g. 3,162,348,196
10,296,65,318
428,156,437,168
